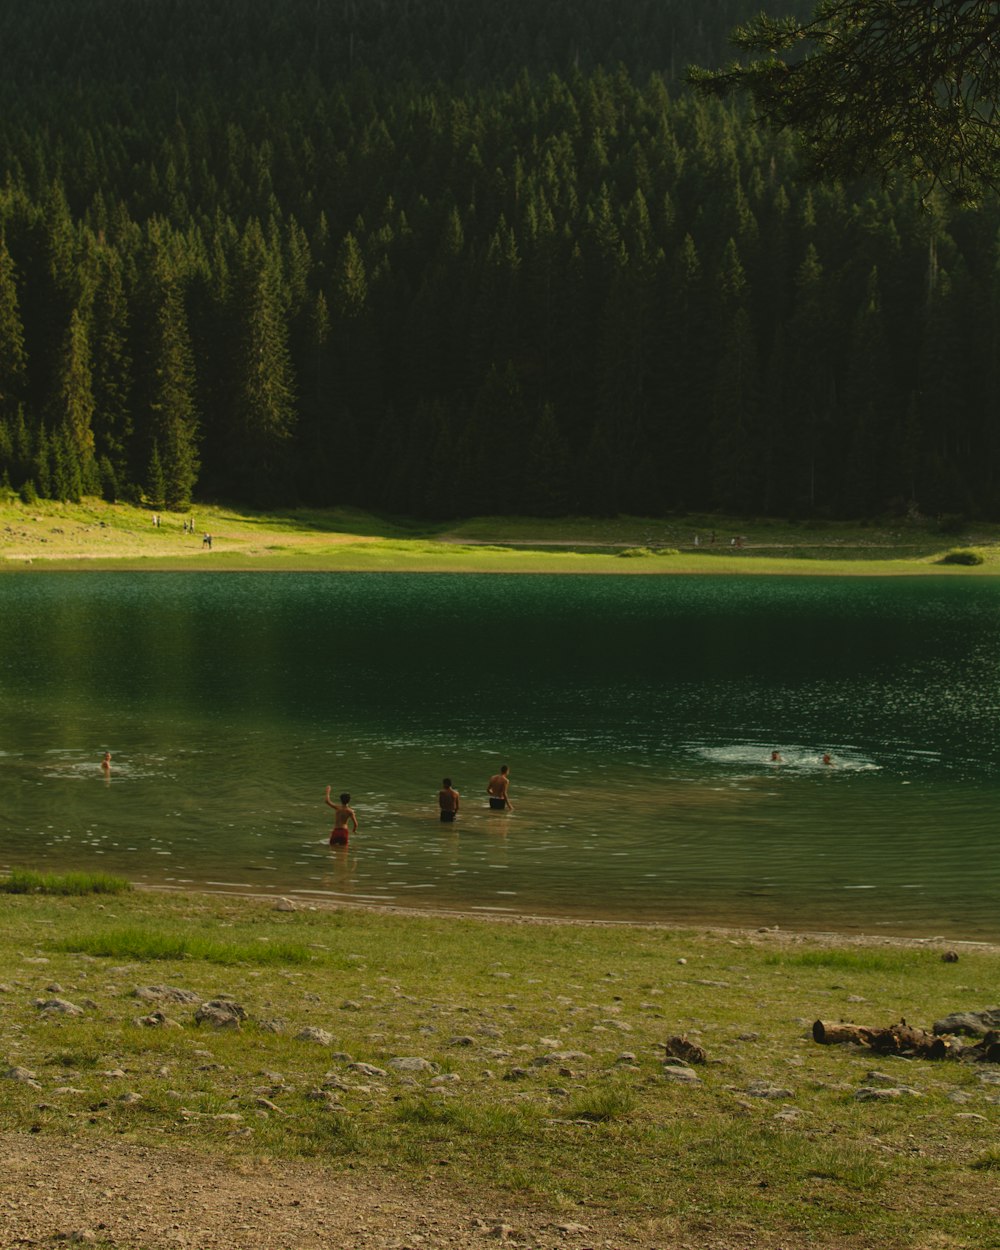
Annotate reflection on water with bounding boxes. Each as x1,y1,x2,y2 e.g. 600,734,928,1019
0,572,998,938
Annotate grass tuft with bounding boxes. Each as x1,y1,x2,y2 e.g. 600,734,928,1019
762,948,916,973
0,869,131,896
49,926,314,965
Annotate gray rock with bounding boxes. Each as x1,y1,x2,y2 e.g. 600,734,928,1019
296,1027,334,1046
349,1061,388,1077
135,1010,182,1029
855,1086,922,1101
531,1050,590,1066
274,898,298,911
746,1081,794,1100
340,1000,363,1011
662,1065,700,1083
389,1056,437,1073
932,1007,1000,1037
503,1067,531,1081
257,1019,288,1034
33,997,84,1016
5,1065,41,1089
449,1035,476,1047
133,985,201,1005
194,1001,246,1029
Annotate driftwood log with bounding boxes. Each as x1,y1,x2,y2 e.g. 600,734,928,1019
813,1018,1000,1063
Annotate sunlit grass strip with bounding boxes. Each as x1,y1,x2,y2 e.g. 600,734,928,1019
763,948,918,973
50,926,314,965
0,870,131,896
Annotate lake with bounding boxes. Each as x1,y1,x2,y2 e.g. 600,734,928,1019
1,571,998,939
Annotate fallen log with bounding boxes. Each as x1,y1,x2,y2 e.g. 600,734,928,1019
813,1018,1000,1062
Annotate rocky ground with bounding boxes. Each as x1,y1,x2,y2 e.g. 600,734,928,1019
0,1131,651,1250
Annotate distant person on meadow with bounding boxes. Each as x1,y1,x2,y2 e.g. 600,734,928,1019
487,764,513,811
438,778,460,823
324,786,358,846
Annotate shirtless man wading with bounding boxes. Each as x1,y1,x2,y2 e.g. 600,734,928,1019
487,764,513,811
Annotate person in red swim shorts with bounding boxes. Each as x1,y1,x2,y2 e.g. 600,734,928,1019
324,786,358,846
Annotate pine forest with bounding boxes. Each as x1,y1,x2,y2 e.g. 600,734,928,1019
2,0,1000,520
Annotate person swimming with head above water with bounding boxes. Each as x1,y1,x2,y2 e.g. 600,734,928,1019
769,750,783,764
324,786,358,846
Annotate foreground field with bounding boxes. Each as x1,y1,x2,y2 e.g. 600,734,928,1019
2,498,999,574
1,887,997,1249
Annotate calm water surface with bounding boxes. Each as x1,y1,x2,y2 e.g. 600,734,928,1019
1,572,998,938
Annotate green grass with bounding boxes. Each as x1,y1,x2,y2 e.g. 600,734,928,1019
0,888,997,1248
0,869,131,895
50,925,315,965
4,497,1000,576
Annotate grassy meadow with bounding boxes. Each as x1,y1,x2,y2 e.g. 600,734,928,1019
1,884,997,1247
2,497,1000,574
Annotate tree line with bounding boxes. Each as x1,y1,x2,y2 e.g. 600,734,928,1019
2,0,999,520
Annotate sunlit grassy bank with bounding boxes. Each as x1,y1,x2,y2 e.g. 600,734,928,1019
1,888,997,1248
2,498,999,574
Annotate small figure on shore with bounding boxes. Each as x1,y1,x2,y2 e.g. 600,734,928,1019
693,534,700,547
487,764,513,811
769,750,783,764
438,777,460,823
101,751,112,774
324,786,358,846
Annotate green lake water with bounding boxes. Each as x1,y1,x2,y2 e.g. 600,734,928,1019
1,572,998,939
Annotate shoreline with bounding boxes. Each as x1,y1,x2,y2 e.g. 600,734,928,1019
135,881,1000,953
2,498,999,576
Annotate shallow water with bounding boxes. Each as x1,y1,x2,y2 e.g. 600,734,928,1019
1,572,998,938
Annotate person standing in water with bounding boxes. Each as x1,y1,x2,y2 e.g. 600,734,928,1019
101,751,112,775
487,764,513,811
438,778,460,823
324,786,358,846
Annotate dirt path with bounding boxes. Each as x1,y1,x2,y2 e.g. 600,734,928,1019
0,1132,650,1250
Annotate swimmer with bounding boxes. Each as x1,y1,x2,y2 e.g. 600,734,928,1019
821,752,834,766
769,750,783,764
101,751,112,774
324,785,358,846
438,777,460,823
486,764,513,811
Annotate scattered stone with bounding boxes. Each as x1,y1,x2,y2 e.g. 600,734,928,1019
257,1019,288,1034
954,1112,988,1121
52,1087,86,1096
118,1092,143,1105
864,1070,904,1087
933,1008,1000,1037
745,1081,794,1100
449,1035,476,1047
430,1073,461,1085
855,1086,923,1101
5,1066,41,1089
389,1057,437,1073
676,958,687,965
531,1051,590,1066
45,982,63,993
194,1000,247,1029
503,1068,531,1081
946,1089,971,1104
68,1229,98,1244
340,1000,363,1011
665,1036,706,1065
614,1052,638,1065
941,951,960,962
135,1010,182,1029
255,1097,285,1114
133,985,201,1005
33,997,84,1016
296,1027,334,1046
662,1065,700,1084
349,1062,388,1078
273,898,298,911
322,1076,351,1092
